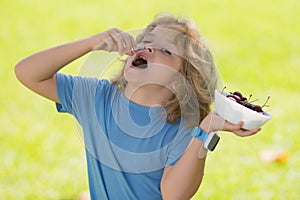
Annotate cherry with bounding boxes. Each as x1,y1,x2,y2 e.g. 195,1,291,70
245,103,254,110
227,94,239,102
241,97,247,102
223,88,270,115
233,91,243,99
253,105,263,112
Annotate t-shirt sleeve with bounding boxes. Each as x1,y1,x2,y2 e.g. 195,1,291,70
55,73,100,116
165,127,193,166
55,73,74,114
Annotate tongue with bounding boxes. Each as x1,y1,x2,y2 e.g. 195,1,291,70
132,58,147,69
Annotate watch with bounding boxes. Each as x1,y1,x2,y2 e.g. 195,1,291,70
192,127,220,151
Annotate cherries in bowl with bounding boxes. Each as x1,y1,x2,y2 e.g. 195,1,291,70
214,88,272,130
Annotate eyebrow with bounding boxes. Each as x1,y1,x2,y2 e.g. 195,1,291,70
143,32,155,40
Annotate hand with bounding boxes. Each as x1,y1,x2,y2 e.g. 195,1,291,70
93,28,136,56
200,112,261,137
222,120,261,137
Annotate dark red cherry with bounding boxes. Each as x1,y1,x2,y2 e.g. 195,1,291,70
222,87,270,115
227,94,237,102
234,95,242,102
233,91,243,99
241,97,247,101
253,105,263,112
245,103,254,110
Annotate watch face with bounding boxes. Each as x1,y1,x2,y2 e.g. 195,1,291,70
207,134,220,151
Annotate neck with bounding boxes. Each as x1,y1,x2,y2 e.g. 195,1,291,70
124,83,173,107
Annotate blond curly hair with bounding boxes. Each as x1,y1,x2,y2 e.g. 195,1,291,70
111,14,218,127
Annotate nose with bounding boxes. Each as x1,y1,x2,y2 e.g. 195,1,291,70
145,46,154,54
143,42,154,54
134,43,154,54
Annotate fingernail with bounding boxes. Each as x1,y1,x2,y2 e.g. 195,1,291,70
125,51,133,56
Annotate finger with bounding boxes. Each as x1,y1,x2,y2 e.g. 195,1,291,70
125,50,135,56
101,30,117,52
104,29,119,52
112,32,126,55
234,128,261,137
129,32,136,51
126,47,139,56
105,37,115,52
121,33,134,55
110,29,128,55
223,121,244,132
103,29,120,52
123,33,134,53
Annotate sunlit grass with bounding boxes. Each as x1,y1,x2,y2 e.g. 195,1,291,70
1,0,300,199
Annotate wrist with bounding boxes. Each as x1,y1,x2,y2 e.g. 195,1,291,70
199,123,210,133
88,33,107,51
192,127,220,151
199,113,217,133
199,118,212,133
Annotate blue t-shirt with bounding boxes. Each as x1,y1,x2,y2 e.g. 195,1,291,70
55,73,192,200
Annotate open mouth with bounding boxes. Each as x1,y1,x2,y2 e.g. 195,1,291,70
131,53,148,69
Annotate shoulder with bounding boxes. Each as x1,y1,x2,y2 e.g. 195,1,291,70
56,73,115,91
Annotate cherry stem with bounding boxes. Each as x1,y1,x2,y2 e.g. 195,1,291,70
249,99,258,104
248,94,253,102
221,86,227,94
262,96,270,108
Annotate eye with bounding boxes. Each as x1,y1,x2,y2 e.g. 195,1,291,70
160,48,172,55
141,40,151,44
136,41,151,49
137,41,151,48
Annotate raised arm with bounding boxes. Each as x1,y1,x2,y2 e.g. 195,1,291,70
14,28,136,103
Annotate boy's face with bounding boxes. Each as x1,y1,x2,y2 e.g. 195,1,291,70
124,26,183,88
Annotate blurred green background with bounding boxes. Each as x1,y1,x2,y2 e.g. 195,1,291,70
1,0,300,199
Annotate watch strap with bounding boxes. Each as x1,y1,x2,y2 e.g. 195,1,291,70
192,127,208,143
192,127,220,151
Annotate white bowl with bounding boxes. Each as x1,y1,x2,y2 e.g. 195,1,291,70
214,89,272,130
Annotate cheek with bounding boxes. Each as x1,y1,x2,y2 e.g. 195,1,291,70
160,56,183,71
172,58,183,71
123,57,134,72
147,64,180,83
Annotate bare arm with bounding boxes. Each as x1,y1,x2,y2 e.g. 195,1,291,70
160,112,261,200
14,28,136,103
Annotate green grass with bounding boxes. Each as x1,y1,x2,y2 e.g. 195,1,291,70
1,0,300,199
